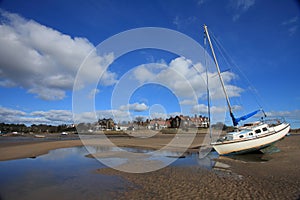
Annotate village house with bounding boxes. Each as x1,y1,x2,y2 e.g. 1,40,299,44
95,115,208,132
97,118,115,130
147,118,168,130
168,115,209,129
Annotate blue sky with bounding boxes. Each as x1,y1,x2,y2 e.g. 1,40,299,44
0,0,299,128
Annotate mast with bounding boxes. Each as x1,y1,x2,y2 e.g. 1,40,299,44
203,25,236,126
204,34,212,139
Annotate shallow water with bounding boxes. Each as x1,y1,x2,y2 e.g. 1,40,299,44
0,146,270,200
0,147,127,200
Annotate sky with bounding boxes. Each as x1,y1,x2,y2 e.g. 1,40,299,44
0,0,299,128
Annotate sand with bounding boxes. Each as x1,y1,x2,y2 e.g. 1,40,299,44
0,133,205,161
0,133,300,199
95,134,300,199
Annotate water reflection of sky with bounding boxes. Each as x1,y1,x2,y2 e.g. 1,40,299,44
0,146,268,199
0,147,126,200
84,145,216,171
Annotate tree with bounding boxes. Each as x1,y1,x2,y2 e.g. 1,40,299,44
135,116,144,129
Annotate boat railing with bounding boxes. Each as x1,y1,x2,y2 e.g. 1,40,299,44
262,117,286,127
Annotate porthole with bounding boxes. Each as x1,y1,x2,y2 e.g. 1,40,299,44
262,127,268,132
249,132,253,136
239,135,244,138
255,129,261,134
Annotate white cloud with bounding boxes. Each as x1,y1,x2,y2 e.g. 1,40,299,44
74,109,132,123
98,110,130,119
88,88,100,99
1,105,298,128
191,104,227,114
0,106,26,117
149,112,168,119
264,110,300,128
0,79,16,87
133,65,156,83
180,99,198,105
31,110,73,123
191,104,208,113
0,106,130,125
0,10,117,100
0,107,72,125
131,56,242,102
266,110,300,119
119,103,149,112
210,106,227,114
168,112,183,117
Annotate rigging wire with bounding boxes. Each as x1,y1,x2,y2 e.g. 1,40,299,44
209,30,267,117
210,32,244,114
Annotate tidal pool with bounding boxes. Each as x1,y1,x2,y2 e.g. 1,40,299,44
0,147,128,200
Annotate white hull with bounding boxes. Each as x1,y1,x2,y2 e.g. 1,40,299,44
212,123,290,155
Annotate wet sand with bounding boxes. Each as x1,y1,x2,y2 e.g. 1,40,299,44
98,134,300,199
0,133,300,199
0,133,205,161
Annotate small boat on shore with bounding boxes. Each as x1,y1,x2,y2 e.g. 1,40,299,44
34,134,46,138
203,25,290,155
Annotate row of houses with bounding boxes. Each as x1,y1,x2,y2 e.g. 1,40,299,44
92,115,209,131
149,115,209,130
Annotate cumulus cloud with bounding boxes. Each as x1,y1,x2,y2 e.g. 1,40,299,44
131,56,242,103
191,104,208,113
133,65,157,83
0,107,72,125
0,107,27,124
98,110,130,119
179,99,198,105
31,110,73,123
72,109,132,123
149,112,168,119
1,105,298,128
88,88,100,99
119,103,149,112
266,110,300,119
0,10,117,100
0,106,26,116
191,104,228,114
0,106,131,125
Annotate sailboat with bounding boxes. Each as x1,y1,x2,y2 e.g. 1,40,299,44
203,25,290,155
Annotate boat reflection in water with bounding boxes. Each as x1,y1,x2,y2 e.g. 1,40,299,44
84,145,273,171
195,148,275,175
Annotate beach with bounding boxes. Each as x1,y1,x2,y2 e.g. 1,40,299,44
0,132,299,199
97,134,300,199
0,132,205,161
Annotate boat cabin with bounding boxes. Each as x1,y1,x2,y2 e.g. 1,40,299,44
220,123,270,142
